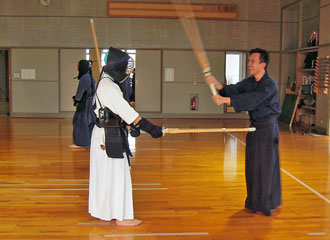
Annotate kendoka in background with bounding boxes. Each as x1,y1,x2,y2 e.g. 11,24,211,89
71,60,96,148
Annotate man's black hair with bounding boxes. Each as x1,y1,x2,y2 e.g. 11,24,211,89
249,48,269,69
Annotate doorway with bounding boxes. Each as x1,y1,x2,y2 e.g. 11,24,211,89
225,51,246,112
0,50,9,115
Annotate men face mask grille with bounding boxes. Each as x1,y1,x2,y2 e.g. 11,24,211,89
104,47,132,84
126,57,134,76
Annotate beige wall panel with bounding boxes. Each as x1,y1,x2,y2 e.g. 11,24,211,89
282,4,299,22
102,18,134,49
163,50,201,83
131,19,248,50
248,22,280,51
11,49,58,81
131,19,169,48
321,0,330,5
15,18,52,46
163,50,225,83
7,17,50,47
279,53,296,101
135,50,161,112
0,0,107,16
282,23,299,50
52,18,94,48
302,0,320,19
248,0,280,21
281,3,299,50
0,0,250,19
268,53,280,85
236,0,249,20
200,21,249,50
5,17,95,48
11,48,59,113
162,50,224,114
104,19,255,51
162,83,223,114
128,17,251,51
1,16,280,50
319,5,330,45
281,0,298,7
60,49,86,112
0,1,280,50
0,18,10,45
12,81,58,113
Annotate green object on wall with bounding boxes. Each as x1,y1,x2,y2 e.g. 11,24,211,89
279,93,299,126
286,76,291,88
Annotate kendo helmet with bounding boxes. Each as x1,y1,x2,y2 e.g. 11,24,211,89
75,59,91,79
103,47,134,84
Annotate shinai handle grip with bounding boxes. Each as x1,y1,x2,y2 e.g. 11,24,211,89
203,67,217,96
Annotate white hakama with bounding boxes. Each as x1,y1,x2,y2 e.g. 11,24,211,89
88,75,139,221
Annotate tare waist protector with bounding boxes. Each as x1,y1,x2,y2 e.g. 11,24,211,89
96,107,129,158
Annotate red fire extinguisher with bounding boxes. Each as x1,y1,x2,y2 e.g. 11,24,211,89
191,96,196,110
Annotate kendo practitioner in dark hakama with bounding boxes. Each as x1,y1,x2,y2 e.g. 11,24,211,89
204,48,281,216
71,60,96,148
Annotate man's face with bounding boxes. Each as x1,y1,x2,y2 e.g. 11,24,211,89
247,53,266,77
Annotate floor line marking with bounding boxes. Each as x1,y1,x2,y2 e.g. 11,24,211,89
48,180,162,186
226,132,330,205
0,188,89,191
133,183,161,186
132,188,168,191
0,184,88,186
281,169,330,205
78,222,111,225
38,136,72,138
48,179,89,182
307,232,327,236
22,195,80,198
226,132,246,145
136,148,178,151
104,232,209,237
0,188,167,191
0,183,161,187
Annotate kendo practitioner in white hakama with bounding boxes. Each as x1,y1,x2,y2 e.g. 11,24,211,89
205,48,281,216
88,47,163,226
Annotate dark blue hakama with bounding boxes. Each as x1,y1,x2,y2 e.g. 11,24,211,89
245,116,281,213
72,73,96,147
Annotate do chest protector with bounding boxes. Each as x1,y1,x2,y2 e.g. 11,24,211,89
95,96,131,159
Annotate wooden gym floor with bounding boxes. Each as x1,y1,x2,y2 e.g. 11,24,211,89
0,116,329,240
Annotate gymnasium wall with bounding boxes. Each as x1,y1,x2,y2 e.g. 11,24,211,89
0,0,282,118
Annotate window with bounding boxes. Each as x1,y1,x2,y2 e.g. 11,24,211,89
225,52,246,113
225,52,246,85
85,49,136,67
86,49,90,60
125,49,136,63
100,49,108,66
